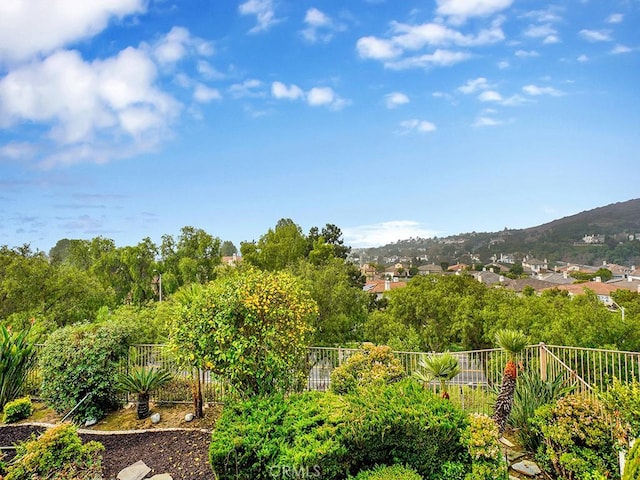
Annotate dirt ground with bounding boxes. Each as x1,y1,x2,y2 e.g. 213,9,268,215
1,402,223,479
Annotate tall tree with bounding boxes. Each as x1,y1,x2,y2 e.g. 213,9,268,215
241,218,308,271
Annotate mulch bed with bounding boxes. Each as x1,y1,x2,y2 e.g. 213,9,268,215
0,424,216,480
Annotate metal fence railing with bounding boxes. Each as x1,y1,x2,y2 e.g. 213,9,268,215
27,343,640,412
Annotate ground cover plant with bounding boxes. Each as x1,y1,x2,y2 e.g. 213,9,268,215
209,379,472,480
2,396,32,423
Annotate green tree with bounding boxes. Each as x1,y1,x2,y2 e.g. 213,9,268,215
241,218,308,271
289,258,369,346
168,268,317,405
220,240,238,256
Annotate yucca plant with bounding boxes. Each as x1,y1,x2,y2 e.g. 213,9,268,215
0,325,36,410
492,329,528,434
413,351,460,399
115,368,173,419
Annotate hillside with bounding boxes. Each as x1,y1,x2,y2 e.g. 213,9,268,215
354,198,640,267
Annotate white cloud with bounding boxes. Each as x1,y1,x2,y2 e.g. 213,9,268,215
152,27,214,66
398,119,436,134
458,77,489,94
306,87,349,110
478,90,503,102
357,18,504,70
436,0,513,23
301,8,343,43
271,81,304,100
229,79,265,98
522,7,563,24
385,49,471,70
193,84,222,103
577,54,589,62
238,0,281,34
343,220,438,248
197,61,226,80
473,116,503,127
0,48,178,145
611,44,632,54
579,29,612,42
498,60,510,69
0,0,146,63
356,37,401,60
522,84,563,96
384,92,410,108
515,49,540,57
524,24,559,44
606,13,624,24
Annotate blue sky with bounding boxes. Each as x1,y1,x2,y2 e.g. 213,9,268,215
1,0,639,251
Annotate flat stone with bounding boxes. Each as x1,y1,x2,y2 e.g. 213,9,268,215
509,476,520,480
150,412,161,424
499,437,515,448
84,418,98,427
507,450,526,462
511,460,542,477
149,475,173,480
184,413,195,422
117,460,152,480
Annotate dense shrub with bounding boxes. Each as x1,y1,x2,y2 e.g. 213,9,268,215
459,414,507,480
329,343,405,394
210,379,469,480
601,378,640,441
350,464,423,480
5,423,103,480
532,394,620,480
623,440,640,480
2,396,32,423
40,323,130,422
0,325,36,410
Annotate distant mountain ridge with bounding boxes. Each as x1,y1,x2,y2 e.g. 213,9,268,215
356,198,640,267
524,198,640,235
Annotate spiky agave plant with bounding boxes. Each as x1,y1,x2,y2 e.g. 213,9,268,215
115,368,173,419
492,329,528,434
413,351,460,399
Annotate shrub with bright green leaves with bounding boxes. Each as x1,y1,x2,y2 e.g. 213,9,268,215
623,440,640,480
601,378,640,440
2,396,32,423
0,325,36,410
5,423,103,480
350,464,423,480
40,323,130,422
460,414,507,480
209,379,470,480
329,343,405,394
532,394,621,480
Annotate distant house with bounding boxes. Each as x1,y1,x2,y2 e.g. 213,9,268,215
222,254,241,266
522,257,548,273
542,280,636,307
537,272,575,285
363,279,407,300
417,264,443,275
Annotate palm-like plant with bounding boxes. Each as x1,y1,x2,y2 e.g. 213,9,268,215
115,368,173,419
413,352,460,399
492,329,528,434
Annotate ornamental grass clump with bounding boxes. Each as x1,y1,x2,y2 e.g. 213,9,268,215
0,325,35,411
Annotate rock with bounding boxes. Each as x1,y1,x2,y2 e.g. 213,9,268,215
117,460,152,480
499,437,515,448
150,412,161,424
185,413,195,422
507,450,526,462
149,475,173,480
511,460,542,477
509,476,520,480
84,418,98,427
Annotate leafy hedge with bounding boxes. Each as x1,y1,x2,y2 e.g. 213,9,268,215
39,323,130,422
2,396,32,423
209,379,470,480
350,465,423,480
